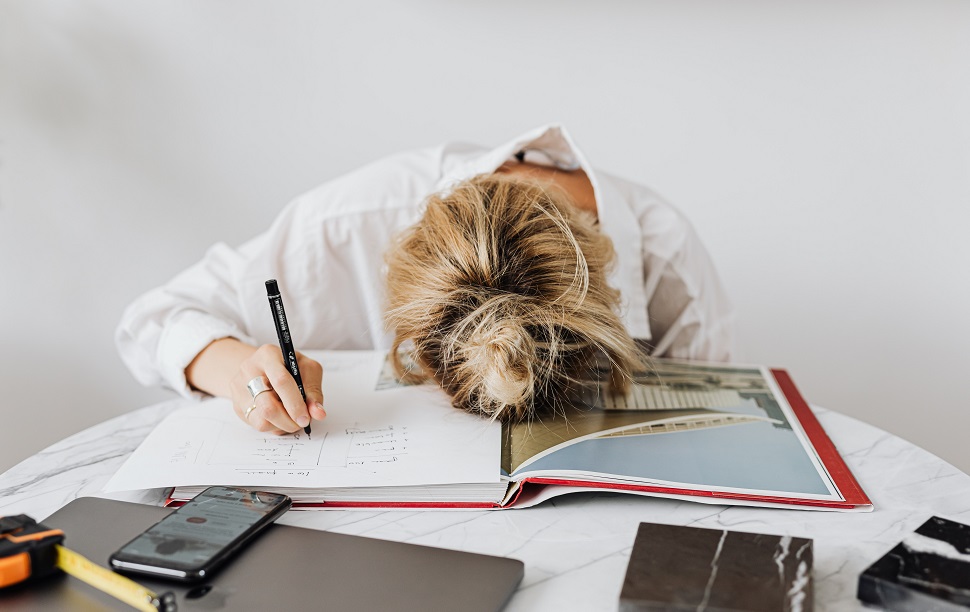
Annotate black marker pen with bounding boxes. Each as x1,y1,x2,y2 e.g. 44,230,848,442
265,279,311,436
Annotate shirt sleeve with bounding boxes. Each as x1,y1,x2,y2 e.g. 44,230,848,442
114,175,336,397
115,236,269,398
626,182,737,362
115,146,442,398
643,240,737,362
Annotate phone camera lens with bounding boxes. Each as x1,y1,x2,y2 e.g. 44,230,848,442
185,584,213,599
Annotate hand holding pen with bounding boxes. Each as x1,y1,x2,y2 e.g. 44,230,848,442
263,279,313,436
239,280,325,435
236,342,326,435
182,280,326,434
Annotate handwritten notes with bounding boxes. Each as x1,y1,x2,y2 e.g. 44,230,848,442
105,351,500,492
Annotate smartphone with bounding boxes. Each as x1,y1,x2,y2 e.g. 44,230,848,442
109,486,291,582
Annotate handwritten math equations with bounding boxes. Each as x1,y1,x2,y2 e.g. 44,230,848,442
106,352,500,492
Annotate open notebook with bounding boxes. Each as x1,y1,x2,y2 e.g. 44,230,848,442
106,351,872,511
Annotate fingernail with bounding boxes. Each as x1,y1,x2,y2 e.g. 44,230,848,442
297,416,310,427
313,400,327,417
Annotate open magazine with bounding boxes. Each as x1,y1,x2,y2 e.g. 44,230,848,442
105,351,871,511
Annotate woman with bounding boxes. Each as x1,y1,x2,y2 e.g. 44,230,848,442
116,125,735,433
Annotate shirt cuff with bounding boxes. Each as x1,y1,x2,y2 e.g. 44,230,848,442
156,310,257,398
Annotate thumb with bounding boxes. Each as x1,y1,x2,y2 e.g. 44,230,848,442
304,381,326,420
296,354,326,420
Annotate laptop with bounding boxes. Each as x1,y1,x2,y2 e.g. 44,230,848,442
1,497,523,611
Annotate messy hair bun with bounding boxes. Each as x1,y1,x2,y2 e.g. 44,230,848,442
384,174,643,421
458,306,534,408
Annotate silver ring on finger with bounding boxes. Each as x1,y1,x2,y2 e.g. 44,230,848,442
243,378,272,421
245,388,273,421
246,376,272,399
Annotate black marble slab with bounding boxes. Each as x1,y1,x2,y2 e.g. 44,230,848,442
858,515,970,611
620,522,813,611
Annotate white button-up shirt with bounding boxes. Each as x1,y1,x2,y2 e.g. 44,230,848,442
116,125,735,397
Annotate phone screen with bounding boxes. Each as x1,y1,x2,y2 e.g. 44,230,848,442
110,486,291,581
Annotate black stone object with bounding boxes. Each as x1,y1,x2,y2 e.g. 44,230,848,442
619,522,813,611
858,515,970,611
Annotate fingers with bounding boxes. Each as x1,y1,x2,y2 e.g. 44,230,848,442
297,352,327,421
263,356,310,429
233,345,326,434
247,382,301,433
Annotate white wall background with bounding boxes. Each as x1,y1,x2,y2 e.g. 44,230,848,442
1,1,968,476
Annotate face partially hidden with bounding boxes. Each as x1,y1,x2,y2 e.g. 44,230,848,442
494,160,599,218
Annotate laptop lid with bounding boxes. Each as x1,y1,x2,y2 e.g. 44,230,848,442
1,497,523,611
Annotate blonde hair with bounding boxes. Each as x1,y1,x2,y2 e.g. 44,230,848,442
384,174,643,421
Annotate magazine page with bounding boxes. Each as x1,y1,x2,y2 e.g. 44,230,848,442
507,359,842,501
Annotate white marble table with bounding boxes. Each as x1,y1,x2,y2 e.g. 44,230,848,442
1,400,969,611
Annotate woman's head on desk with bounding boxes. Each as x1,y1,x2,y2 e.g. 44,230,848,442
119,130,733,436
384,173,643,422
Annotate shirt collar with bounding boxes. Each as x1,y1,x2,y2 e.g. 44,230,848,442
436,124,651,339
